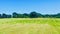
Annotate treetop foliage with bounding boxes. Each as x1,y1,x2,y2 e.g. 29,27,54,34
0,11,60,18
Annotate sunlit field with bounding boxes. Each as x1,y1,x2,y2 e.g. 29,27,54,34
0,18,60,34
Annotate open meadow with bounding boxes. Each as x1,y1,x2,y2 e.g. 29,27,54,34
0,18,60,34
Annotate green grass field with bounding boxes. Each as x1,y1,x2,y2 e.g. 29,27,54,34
0,18,60,34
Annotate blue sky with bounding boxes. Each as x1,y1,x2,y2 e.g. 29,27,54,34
0,0,60,14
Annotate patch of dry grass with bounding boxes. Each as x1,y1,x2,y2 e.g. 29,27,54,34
0,18,60,34
0,24,59,34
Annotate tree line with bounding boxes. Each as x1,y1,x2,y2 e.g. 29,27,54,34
0,11,60,18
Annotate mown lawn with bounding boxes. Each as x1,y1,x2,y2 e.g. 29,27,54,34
0,18,60,34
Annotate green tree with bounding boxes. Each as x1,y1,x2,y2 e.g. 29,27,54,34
23,13,29,18
12,12,18,18
0,14,1,18
2,13,7,18
29,11,38,18
56,13,60,18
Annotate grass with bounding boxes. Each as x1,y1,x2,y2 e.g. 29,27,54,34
0,18,60,34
